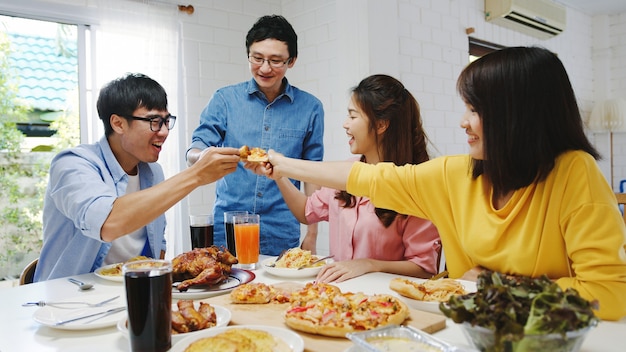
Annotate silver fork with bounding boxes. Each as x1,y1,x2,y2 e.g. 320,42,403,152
266,249,288,267
22,295,120,308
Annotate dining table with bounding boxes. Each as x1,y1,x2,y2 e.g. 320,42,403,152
0,254,623,352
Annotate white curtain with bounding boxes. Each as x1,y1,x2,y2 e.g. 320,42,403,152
94,0,185,259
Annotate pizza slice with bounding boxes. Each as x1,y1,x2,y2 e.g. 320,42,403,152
239,145,269,162
230,282,276,304
283,287,409,337
389,277,467,302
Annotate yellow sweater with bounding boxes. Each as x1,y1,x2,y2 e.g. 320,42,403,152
348,150,626,321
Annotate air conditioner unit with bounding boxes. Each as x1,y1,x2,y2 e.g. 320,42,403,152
485,0,566,40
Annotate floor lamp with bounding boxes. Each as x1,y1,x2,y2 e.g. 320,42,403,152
588,98,626,189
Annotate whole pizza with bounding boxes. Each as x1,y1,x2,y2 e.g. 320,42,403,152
283,282,409,337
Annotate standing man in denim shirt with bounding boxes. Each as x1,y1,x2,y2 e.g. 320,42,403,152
35,73,240,281
186,15,324,256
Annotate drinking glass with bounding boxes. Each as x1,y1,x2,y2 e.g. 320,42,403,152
189,214,214,249
123,259,172,352
233,214,260,270
223,210,248,256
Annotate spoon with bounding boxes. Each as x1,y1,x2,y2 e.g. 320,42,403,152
68,278,94,290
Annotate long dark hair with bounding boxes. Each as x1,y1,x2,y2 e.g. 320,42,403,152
457,46,600,199
336,74,430,226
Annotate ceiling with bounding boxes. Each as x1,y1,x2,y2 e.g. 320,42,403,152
555,0,626,15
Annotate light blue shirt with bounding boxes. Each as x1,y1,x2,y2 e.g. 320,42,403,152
34,136,167,281
188,78,324,255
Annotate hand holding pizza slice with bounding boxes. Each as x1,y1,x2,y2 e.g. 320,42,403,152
239,145,269,162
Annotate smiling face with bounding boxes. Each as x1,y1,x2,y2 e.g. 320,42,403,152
343,95,380,163
460,103,484,160
110,107,170,174
248,39,296,101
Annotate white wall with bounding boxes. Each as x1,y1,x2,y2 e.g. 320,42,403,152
178,0,626,254
3,0,626,255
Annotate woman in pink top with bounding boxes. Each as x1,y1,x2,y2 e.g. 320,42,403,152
248,74,440,282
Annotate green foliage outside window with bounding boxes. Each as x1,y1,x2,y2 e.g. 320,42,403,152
0,31,78,278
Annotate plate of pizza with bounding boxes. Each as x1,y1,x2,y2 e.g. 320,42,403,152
389,277,475,314
239,145,269,162
170,325,304,352
172,268,255,300
284,282,410,337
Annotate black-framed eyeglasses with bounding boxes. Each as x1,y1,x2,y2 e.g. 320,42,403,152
247,55,291,68
124,114,176,132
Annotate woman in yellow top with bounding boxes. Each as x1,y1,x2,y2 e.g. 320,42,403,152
255,46,626,321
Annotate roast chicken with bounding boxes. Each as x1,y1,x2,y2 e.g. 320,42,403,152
172,246,238,291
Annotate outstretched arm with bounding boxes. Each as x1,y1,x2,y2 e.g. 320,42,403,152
267,150,353,191
276,177,309,224
101,147,239,242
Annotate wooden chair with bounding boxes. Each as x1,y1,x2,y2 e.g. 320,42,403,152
616,193,626,224
19,258,38,285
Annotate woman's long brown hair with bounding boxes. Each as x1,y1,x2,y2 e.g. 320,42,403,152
335,74,430,227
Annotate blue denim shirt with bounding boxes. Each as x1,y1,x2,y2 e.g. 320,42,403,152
34,136,167,281
188,78,324,255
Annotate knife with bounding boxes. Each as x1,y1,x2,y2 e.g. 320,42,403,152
55,306,126,326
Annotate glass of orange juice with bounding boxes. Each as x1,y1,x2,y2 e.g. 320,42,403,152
233,214,260,270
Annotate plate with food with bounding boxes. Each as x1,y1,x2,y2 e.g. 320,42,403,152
32,293,126,330
389,277,476,315
169,325,304,352
170,246,248,299
284,282,410,337
347,324,458,352
117,301,231,345
172,268,255,299
94,255,151,282
262,248,333,278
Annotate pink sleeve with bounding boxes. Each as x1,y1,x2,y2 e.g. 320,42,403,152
398,215,441,274
305,187,336,223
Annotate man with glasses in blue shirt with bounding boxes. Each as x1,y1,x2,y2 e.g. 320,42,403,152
35,73,240,281
186,15,324,256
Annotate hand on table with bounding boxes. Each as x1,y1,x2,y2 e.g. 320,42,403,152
315,259,374,283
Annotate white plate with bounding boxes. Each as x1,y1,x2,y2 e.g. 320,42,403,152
117,303,231,345
170,325,304,352
32,293,126,330
172,268,255,299
94,263,124,282
397,279,477,315
262,256,333,278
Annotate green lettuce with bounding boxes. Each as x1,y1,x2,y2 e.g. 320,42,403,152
439,271,598,352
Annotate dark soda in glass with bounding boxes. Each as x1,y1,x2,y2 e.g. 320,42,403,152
225,222,236,256
124,261,172,352
224,211,247,256
190,224,214,248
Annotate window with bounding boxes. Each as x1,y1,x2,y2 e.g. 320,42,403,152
1,15,87,149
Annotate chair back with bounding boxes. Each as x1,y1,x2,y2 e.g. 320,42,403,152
616,193,626,224
19,258,38,285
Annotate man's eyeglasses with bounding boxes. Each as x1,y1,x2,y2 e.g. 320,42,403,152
124,115,176,132
248,55,291,68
